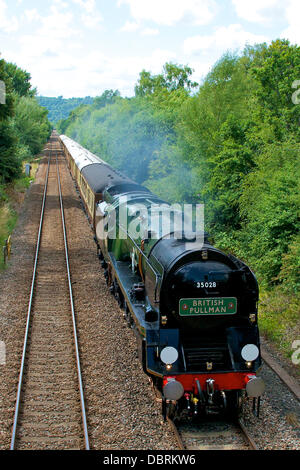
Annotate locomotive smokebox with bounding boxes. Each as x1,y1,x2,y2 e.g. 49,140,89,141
147,237,258,331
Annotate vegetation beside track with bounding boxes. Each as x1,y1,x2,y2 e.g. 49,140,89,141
0,201,17,270
0,166,40,270
0,56,51,184
259,292,300,376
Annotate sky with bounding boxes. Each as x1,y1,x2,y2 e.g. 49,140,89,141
0,0,299,98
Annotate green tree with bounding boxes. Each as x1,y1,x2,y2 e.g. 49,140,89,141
239,142,300,285
92,90,120,109
0,57,20,183
4,62,36,97
0,55,51,185
38,95,94,124
0,121,20,183
14,96,51,155
247,39,300,136
135,62,198,97
0,57,15,120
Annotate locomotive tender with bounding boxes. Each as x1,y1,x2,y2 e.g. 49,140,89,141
60,134,265,419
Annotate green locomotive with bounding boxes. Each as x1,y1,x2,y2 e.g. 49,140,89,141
61,134,265,419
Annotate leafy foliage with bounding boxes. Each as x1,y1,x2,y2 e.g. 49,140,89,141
14,97,51,155
135,62,198,97
4,62,35,97
37,95,94,124
0,54,51,187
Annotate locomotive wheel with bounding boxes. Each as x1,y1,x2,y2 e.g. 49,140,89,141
225,391,244,420
167,402,177,420
104,264,112,287
124,301,133,327
114,281,124,308
101,260,108,269
98,248,104,261
162,400,177,421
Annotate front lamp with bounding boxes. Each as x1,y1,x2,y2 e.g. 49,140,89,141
241,344,259,362
160,347,178,366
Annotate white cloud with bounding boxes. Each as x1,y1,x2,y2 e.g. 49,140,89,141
141,28,159,36
281,1,300,44
72,0,96,13
53,0,69,8
0,0,19,32
11,4,78,68
231,1,300,44
120,20,140,32
24,9,41,23
77,48,177,95
81,13,103,29
118,0,217,26
120,22,159,36
232,0,280,23
38,5,75,40
69,0,103,29
47,48,177,97
184,24,268,56
6,39,176,97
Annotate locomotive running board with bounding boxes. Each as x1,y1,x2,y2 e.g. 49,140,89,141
108,252,160,335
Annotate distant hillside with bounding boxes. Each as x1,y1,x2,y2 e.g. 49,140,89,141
37,96,94,124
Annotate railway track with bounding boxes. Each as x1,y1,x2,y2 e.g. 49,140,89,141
10,136,90,450
167,416,258,450
151,382,258,450
163,349,300,451
261,347,300,402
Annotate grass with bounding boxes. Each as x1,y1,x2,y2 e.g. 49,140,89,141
259,287,300,376
0,202,17,270
0,158,40,270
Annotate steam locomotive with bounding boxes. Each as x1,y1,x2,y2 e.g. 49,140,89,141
60,134,265,419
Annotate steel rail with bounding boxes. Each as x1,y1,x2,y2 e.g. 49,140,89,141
10,147,51,450
238,418,258,450
261,348,300,402
55,150,90,450
168,416,259,451
167,418,186,450
151,382,258,450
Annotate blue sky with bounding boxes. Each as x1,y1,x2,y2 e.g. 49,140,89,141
0,0,299,97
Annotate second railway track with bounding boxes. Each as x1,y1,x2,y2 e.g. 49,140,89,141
10,136,90,450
